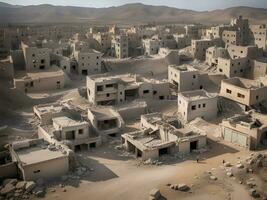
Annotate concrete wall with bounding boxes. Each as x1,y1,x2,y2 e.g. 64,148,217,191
21,156,69,181
220,78,267,106
168,67,202,92
178,92,218,122
222,30,241,46
14,72,65,93
53,121,89,141
227,45,262,59
250,59,267,79
21,43,50,71
0,162,17,179
142,39,160,55
114,35,128,59
217,57,248,78
191,38,222,60
74,50,102,75
0,59,14,79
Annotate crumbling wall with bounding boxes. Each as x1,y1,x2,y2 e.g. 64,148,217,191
0,162,17,180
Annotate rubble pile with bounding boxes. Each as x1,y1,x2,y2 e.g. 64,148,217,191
220,153,267,199
0,179,44,199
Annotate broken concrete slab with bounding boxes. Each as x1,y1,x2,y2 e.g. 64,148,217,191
149,188,162,200
25,181,36,193
16,181,27,190
3,179,18,186
0,183,16,195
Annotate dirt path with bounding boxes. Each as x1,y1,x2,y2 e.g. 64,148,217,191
43,136,252,200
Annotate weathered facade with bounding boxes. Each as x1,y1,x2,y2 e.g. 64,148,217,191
178,90,218,122
220,77,267,107
87,74,170,106
122,113,206,160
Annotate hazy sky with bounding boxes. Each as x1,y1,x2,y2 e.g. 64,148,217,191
2,0,267,11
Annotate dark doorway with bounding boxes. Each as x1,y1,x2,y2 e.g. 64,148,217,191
82,70,88,75
261,131,267,145
39,65,45,70
90,142,96,148
136,149,142,157
66,131,75,140
190,141,198,151
159,147,168,156
56,81,61,89
109,133,116,137
75,145,81,151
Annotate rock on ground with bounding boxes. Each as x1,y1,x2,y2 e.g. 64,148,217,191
149,188,162,200
210,176,217,180
178,183,190,191
0,183,16,195
25,181,36,192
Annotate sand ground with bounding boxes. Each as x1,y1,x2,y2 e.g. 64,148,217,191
1,55,266,200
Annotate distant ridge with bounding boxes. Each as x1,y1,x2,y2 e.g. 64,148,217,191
0,2,267,24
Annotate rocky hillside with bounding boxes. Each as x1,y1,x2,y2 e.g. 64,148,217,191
0,3,267,24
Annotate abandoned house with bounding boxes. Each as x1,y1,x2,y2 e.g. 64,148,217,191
220,77,267,108
14,65,65,93
168,64,209,92
87,73,170,106
88,106,125,140
38,116,101,151
21,41,50,71
142,38,160,56
191,38,222,60
73,48,102,75
178,90,218,122
112,34,129,59
33,101,74,125
9,139,69,181
121,113,206,160
205,46,228,67
220,113,267,150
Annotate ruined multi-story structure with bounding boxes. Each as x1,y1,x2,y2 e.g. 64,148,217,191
206,46,228,67
87,74,170,106
122,113,206,160
191,38,222,60
112,34,129,59
142,38,160,55
168,65,209,91
73,48,102,75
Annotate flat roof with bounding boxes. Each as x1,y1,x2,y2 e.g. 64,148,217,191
222,77,264,89
180,90,216,101
89,107,117,120
14,141,67,166
124,130,174,149
169,64,198,72
53,116,88,127
35,104,64,114
15,66,64,80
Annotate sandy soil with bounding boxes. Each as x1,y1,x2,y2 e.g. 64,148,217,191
1,55,266,200
41,132,257,200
